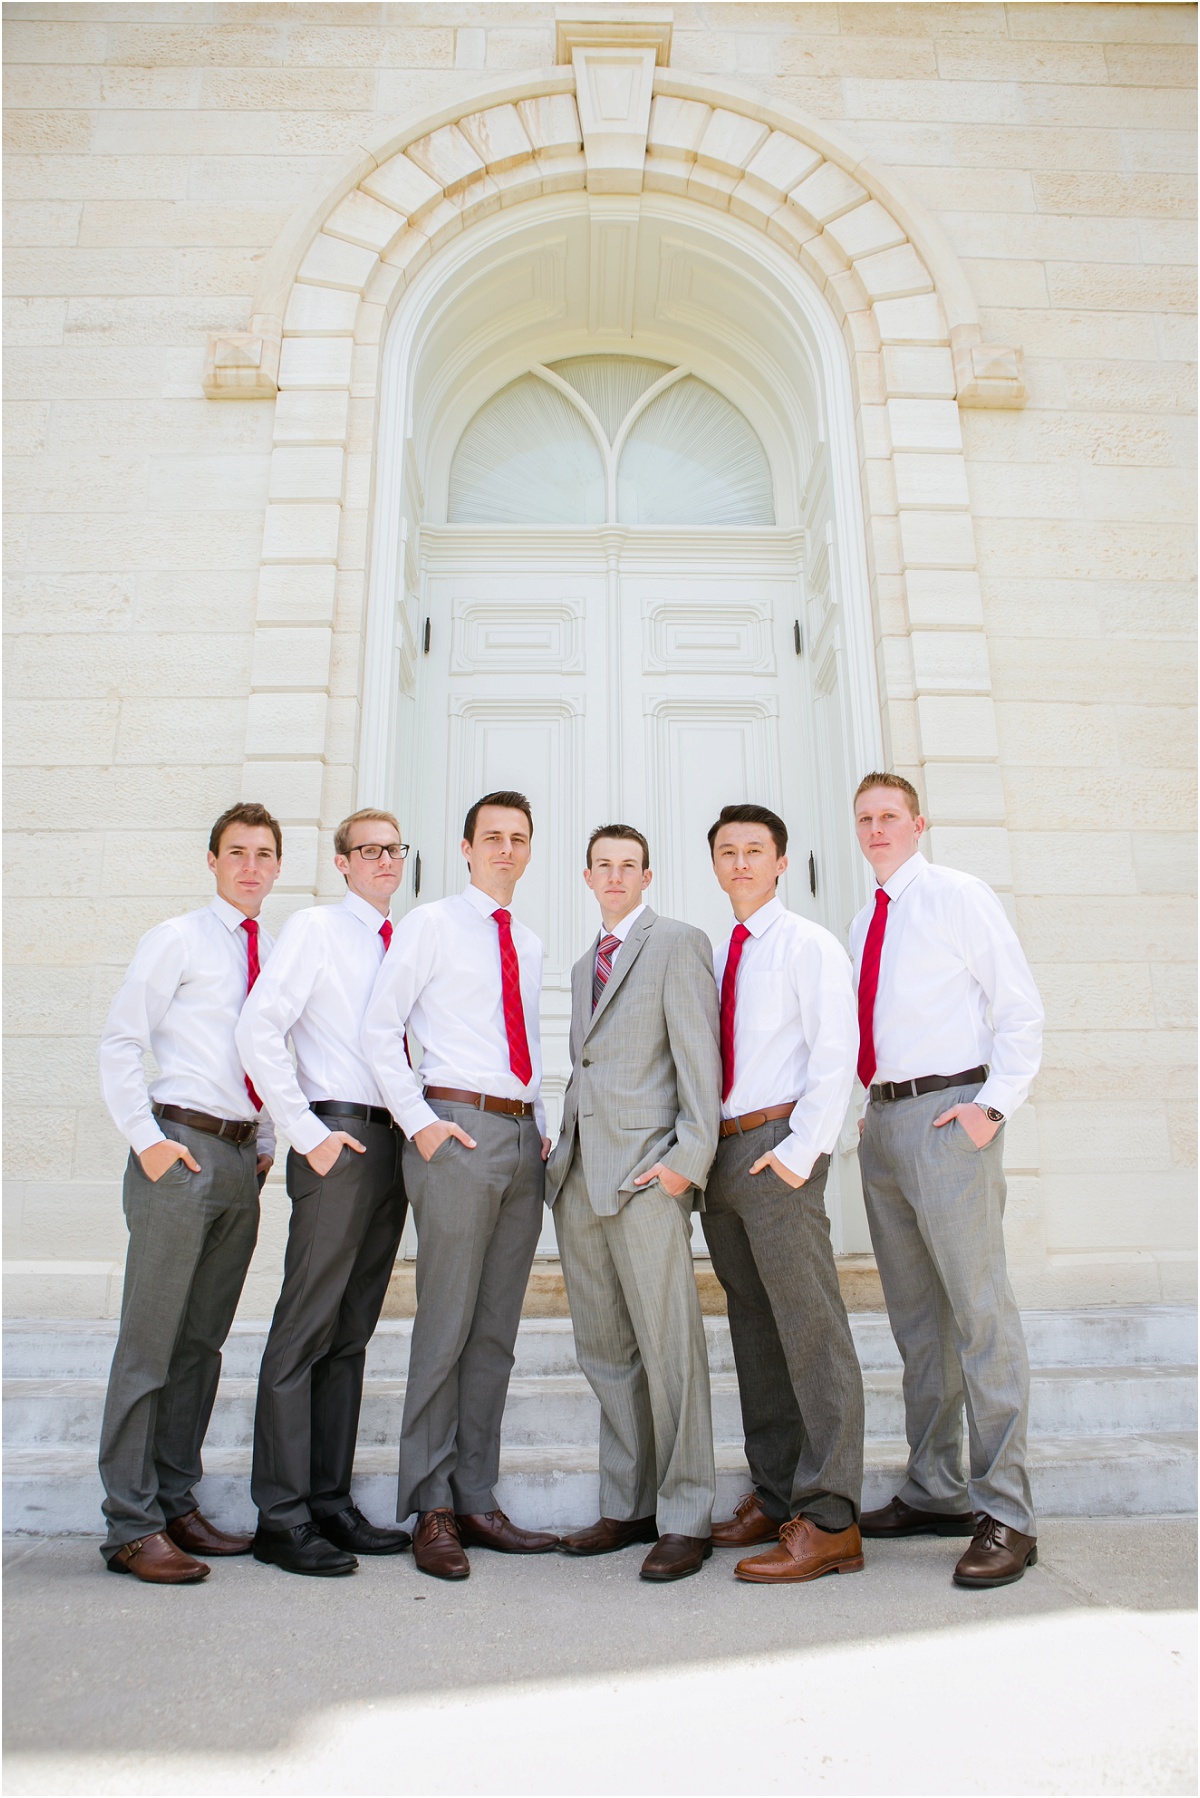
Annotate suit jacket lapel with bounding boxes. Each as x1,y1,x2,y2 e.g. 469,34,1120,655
584,909,656,1039
570,938,597,1058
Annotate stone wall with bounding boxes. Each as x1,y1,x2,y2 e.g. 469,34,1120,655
4,2,1195,1317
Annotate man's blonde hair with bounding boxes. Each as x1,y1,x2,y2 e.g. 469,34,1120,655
853,772,921,819
334,808,401,857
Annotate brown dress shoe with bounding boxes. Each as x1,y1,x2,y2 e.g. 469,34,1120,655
412,1509,470,1580
455,1510,560,1553
860,1495,974,1539
108,1531,209,1585
167,1508,253,1556
559,1515,659,1557
711,1491,781,1548
640,1534,712,1582
736,1515,864,1584
953,1514,1037,1588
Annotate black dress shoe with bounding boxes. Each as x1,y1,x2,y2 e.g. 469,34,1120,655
859,1495,975,1539
253,1521,358,1576
316,1504,411,1556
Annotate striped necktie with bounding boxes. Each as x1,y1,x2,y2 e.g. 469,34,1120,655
592,934,621,1010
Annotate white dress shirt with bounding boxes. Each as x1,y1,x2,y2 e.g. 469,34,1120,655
362,881,546,1140
99,896,275,1158
849,850,1044,1119
715,896,858,1181
235,891,393,1157
596,902,646,967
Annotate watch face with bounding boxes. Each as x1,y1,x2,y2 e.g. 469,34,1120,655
984,1107,1005,1124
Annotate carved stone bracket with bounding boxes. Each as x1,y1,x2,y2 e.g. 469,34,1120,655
203,313,282,399
572,44,656,195
951,323,1027,409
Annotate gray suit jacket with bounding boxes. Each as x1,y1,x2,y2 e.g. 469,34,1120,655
545,907,721,1216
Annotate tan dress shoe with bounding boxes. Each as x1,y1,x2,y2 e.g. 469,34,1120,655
559,1515,658,1556
640,1534,712,1582
167,1509,253,1556
413,1508,470,1580
735,1515,864,1584
455,1510,560,1553
953,1515,1037,1588
108,1531,210,1584
711,1491,781,1547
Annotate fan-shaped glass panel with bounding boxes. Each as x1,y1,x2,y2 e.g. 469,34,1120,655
616,377,775,526
547,356,673,442
448,375,605,524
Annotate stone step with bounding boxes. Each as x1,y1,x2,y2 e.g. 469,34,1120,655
4,1432,1195,1536
6,1362,1196,1452
4,1305,1195,1381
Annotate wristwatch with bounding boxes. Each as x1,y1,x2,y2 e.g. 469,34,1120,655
983,1106,1005,1124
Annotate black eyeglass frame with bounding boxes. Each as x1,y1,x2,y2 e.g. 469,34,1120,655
347,842,410,862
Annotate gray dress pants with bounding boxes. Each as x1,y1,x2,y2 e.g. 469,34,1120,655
859,1081,1035,1534
396,1101,544,1521
703,1127,864,1531
252,1119,407,1529
98,1120,260,1560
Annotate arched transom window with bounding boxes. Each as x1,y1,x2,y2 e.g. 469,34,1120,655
448,356,775,527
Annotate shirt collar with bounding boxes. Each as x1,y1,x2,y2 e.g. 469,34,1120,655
882,850,926,903
210,895,252,933
462,880,507,922
342,890,390,933
735,894,784,941
606,902,646,944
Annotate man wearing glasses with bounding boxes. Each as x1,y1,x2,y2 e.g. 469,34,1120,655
237,809,411,1576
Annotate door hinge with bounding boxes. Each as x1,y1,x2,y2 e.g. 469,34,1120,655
808,851,817,897
793,620,802,657
413,850,422,898
422,617,431,654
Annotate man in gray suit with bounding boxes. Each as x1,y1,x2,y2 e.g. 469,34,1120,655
548,825,722,1582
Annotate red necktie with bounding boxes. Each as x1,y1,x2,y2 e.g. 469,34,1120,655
380,919,393,951
856,887,891,1089
719,924,751,1103
592,933,621,1010
240,917,263,1112
492,908,533,1086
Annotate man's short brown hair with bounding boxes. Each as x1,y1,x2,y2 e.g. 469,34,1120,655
853,772,921,818
209,802,282,859
707,803,787,859
586,823,650,870
463,789,534,844
334,808,401,857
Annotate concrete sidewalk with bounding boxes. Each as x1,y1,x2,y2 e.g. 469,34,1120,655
4,1518,1196,1796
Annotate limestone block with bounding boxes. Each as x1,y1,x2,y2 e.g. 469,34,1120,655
268,447,344,504
926,826,1013,888
572,45,655,195
882,346,957,399
277,337,354,391
517,94,583,158
1010,832,1138,896
824,200,907,262
694,108,769,178
951,324,1027,409
1133,833,1198,896
261,503,341,564
1152,963,1198,1032
522,150,587,198
342,452,372,513
250,627,333,690
4,967,93,1036
256,565,337,627
242,759,324,821
115,699,246,767
245,693,329,760
280,824,319,892
458,104,533,174
789,162,868,227
892,453,970,509
647,94,710,158
853,242,933,302
283,284,359,336
887,398,963,452
899,510,977,569
923,760,1006,824
917,695,999,760
856,403,892,461
1043,1171,1196,1253
905,569,984,628
686,162,739,211
379,227,433,288
406,125,485,196
874,294,948,346
362,154,442,219
203,317,282,401
273,390,349,447
3,1258,122,1320
324,190,407,257
911,631,991,694
1038,964,1158,1031
297,233,378,294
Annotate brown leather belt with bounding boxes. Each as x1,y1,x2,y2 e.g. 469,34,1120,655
424,1086,535,1120
719,1102,796,1139
152,1102,257,1145
869,1066,987,1104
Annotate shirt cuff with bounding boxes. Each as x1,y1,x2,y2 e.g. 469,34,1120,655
975,1079,1021,1119
396,1095,440,1139
286,1110,332,1157
256,1122,277,1159
128,1119,166,1156
771,1133,818,1182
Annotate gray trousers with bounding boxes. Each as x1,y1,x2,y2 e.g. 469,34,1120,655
396,1102,544,1520
554,1163,716,1538
98,1120,260,1559
703,1127,864,1531
252,1120,407,1528
859,1082,1034,1534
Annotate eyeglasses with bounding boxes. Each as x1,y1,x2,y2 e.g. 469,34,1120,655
348,843,410,862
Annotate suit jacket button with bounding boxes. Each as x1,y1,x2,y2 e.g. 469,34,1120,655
581,1057,591,1067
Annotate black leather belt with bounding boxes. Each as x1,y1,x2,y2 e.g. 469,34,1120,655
152,1103,257,1145
312,1101,396,1131
869,1066,988,1104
